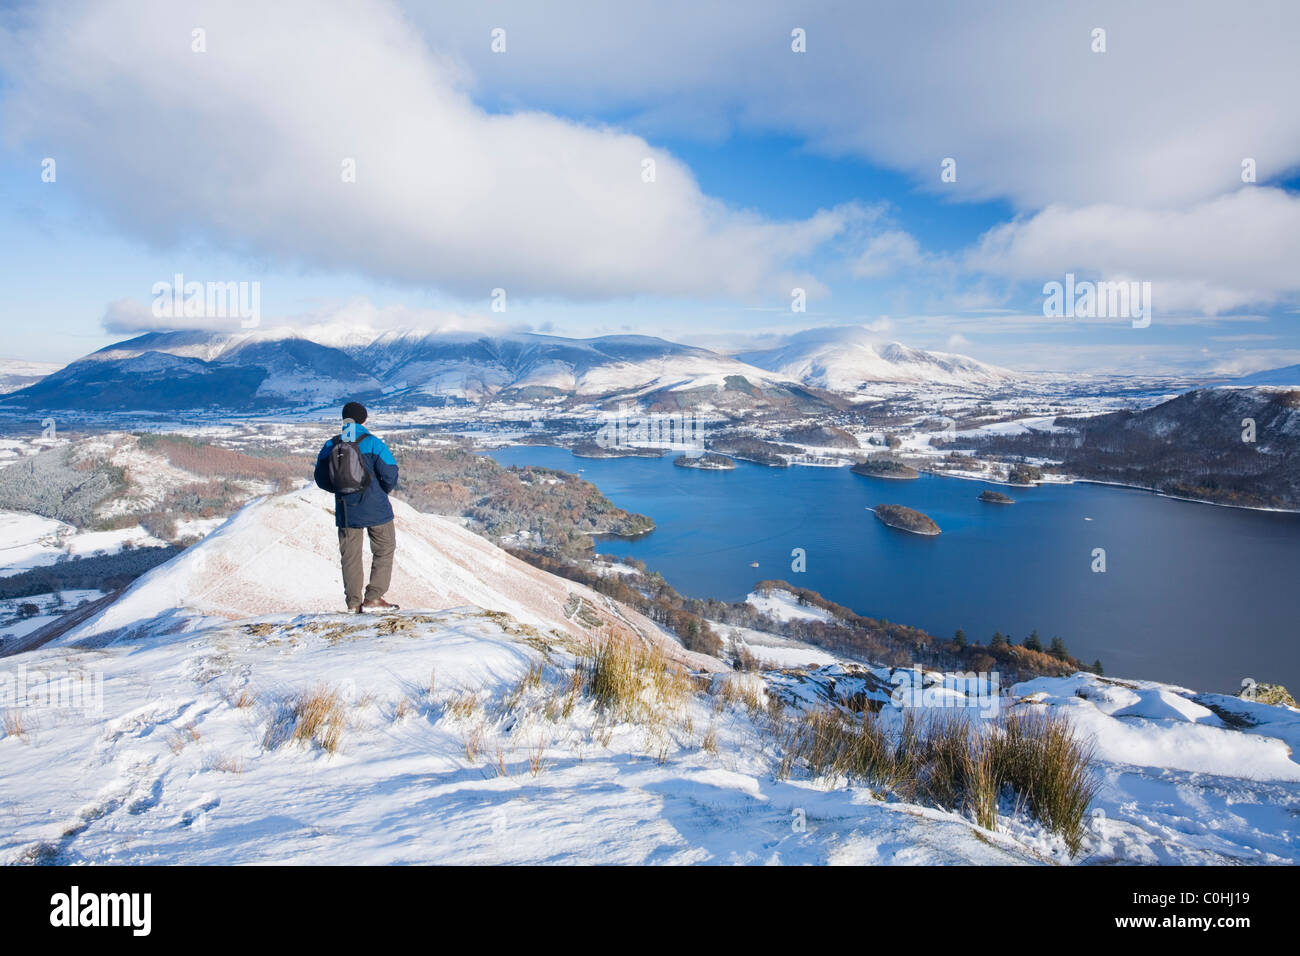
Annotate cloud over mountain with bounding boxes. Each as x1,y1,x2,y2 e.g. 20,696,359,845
1,0,855,302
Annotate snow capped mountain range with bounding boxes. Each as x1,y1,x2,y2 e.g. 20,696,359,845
2,324,1020,412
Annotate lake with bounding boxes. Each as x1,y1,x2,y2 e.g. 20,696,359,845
487,446,1300,693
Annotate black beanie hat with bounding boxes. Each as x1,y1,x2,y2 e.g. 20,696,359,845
342,401,367,424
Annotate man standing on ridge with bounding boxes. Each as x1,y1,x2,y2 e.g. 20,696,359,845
314,401,401,613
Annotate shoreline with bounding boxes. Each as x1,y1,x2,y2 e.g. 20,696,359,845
490,440,1300,516
921,467,1300,515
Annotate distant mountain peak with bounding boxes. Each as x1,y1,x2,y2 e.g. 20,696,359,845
736,326,1016,390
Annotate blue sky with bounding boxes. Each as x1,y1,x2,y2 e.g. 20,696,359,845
1,0,1298,375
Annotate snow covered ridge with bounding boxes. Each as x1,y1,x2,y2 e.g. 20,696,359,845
1,324,1024,412
737,326,1019,391
48,485,712,668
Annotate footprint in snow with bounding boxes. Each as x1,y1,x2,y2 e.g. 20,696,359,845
179,796,220,829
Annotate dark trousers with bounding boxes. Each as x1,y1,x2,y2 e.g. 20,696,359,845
338,520,396,608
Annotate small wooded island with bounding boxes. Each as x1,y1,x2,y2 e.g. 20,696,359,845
571,442,666,459
978,490,1016,504
850,456,920,480
872,504,941,535
673,452,736,470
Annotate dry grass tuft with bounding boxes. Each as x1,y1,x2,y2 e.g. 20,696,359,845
204,753,246,773
229,688,256,709
774,704,1098,854
443,690,481,720
2,709,31,743
164,722,200,755
701,725,718,754
292,686,346,754
581,638,693,724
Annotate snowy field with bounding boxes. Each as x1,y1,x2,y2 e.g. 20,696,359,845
0,511,166,577
0,488,1295,865
2,607,1296,864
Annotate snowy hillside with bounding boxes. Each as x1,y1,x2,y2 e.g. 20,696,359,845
1227,364,1300,387
738,326,1018,391
2,489,1297,864
48,485,709,664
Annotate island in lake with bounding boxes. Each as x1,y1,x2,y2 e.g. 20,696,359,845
851,456,920,480
570,442,667,459
979,490,1016,504
673,452,736,470
873,503,941,535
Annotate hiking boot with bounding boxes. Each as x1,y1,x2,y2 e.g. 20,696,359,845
361,597,400,611
348,604,363,614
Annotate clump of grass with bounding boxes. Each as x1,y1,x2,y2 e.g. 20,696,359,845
701,725,718,754
994,709,1099,854
204,753,246,773
164,722,200,755
775,705,1098,854
917,712,1001,830
503,660,546,713
776,707,915,796
543,666,585,722
2,709,31,743
229,689,256,709
277,685,346,754
443,690,481,720
527,734,551,777
713,673,767,716
293,687,345,753
463,721,487,763
580,638,693,724
17,840,61,865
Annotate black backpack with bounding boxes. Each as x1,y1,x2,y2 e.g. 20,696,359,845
328,433,372,496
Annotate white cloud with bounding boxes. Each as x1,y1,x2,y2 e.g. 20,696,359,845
101,298,224,334
103,294,512,337
401,1,1300,210
2,0,857,303
851,231,925,278
964,188,1300,315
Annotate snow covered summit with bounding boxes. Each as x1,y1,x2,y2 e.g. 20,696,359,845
737,326,1018,391
51,485,710,667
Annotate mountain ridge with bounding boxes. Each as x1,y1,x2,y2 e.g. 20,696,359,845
2,325,1020,412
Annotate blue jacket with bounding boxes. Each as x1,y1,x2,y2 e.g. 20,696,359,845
314,425,399,528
